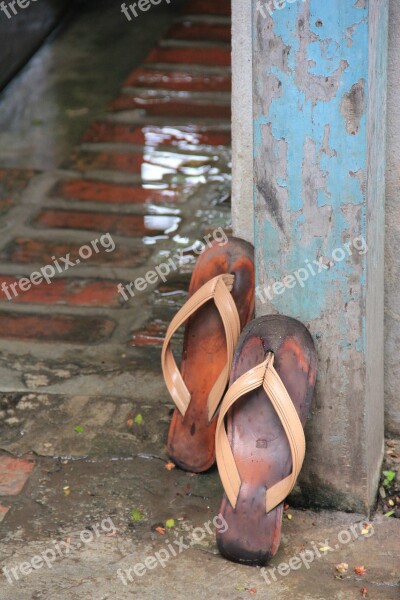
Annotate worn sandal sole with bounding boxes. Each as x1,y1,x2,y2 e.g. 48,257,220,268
216,315,317,565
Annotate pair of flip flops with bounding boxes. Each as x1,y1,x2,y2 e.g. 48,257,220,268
161,238,317,566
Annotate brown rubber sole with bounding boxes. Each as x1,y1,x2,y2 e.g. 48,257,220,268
167,237,254,472
216,315,317,565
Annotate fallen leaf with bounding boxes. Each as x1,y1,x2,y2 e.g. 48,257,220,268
165,518,175,529
287,514,293,520
248,589,257,595
127,418,134,427
284,503,290,511
165,462,176,471
319,546,333,553
134,414,143,425
360,587,368,598
235,585,246,592
384,510,395,518
155,526,165,535
361,523,373,535
63,485,70,496
74,425,84,433
335,562,348,574
354,566,367,575
105,531,116,537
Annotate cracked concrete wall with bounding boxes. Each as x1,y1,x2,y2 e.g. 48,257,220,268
385,0,400,436
0,0,69,91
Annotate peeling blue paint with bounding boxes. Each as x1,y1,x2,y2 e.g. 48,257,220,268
254,0,370,333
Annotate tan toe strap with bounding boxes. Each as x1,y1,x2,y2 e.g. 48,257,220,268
215,353,306,513
161,274,241,420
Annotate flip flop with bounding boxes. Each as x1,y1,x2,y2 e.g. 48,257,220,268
215,315,317,565
161,237,254,472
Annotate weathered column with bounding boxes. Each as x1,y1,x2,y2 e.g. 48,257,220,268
252,0,388,512
231,0,254,243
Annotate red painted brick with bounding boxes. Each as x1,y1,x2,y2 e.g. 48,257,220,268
0,313,115,343
166,22,231,43
53,178,179,205
145,47,231,67
182,0,231,15
0,275,122,307
109,95,230,119
124,67,231,92
0,504,10,522
34,209,180,237
83,123,231,147
0,168,36,216
0,238,149,268
69,150,144,174
129,320,167,347
0,456,35,495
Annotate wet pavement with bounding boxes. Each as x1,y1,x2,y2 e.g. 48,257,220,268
0,1,399,599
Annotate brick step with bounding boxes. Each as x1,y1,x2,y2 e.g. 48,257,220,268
129,319,166,347
0,168,36,217
68,150,144,174
109,95,231,118
67,149,219,176
33,209,181,237
0,275,122,307
52,179,180,204
0,313,115,343
124,67,231,92
0,238,149,268
145,46,231,67
166,22,231,43
83,122,231,147
182,0,231,16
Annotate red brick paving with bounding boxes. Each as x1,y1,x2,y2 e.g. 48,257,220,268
34,209,180,237
145,47,231,67
0,456,35,495
0,238,149,268
167,22,231,43
109,95,230,119
0,314,115,343
0,0,231,355
83,123,230,147
53,178,179,205
0,276,122,307
124,67,231,92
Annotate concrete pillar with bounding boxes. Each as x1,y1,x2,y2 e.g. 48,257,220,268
250,0,388,512
231,0,254,243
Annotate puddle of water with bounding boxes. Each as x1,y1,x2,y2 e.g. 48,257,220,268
143,215,180,235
